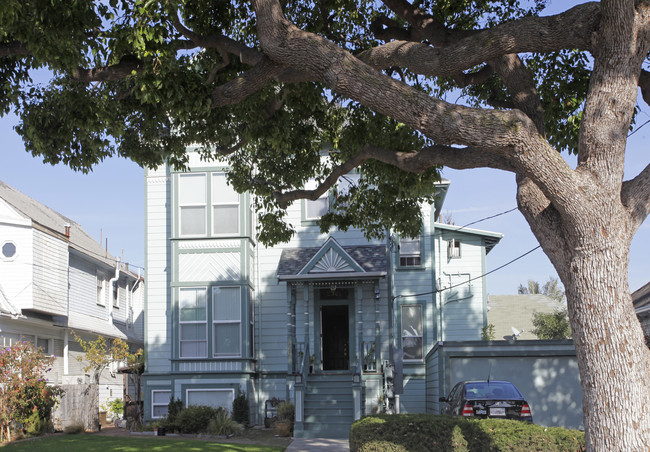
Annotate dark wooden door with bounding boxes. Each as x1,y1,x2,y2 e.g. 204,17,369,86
321,305,349,370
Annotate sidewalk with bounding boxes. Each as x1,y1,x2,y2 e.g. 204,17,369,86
286,438,350,451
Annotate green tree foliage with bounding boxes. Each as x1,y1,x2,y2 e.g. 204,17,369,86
532,309,572,340
0,342,63,441
518,277,565,303
72,331,141,383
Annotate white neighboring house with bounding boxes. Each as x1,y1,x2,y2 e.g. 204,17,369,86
0,180,144,419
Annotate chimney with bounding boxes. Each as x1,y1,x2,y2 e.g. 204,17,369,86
64,224,71,237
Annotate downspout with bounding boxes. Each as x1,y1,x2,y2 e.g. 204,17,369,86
108,258,120,325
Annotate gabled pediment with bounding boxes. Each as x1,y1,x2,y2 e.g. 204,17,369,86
299,238,365,275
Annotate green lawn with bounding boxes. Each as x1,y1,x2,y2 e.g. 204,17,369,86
0,435,286,452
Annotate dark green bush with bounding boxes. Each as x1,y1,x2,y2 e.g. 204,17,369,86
175,405,219,433
350,414,585,452
232,387,249,425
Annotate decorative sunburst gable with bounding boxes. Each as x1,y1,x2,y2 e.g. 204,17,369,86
299,237,365,275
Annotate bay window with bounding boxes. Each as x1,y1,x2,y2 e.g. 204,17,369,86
179,288,207,358
212,287,241,357
212,173,240,235
179,173,207,236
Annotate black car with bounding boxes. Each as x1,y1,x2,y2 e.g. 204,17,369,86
439,380,533,422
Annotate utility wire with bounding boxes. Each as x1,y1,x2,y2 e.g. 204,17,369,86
394,245,542,300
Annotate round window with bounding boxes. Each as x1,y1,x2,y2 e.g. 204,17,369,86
2,242,16,259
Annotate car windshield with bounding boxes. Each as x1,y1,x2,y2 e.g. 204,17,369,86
464,382,521,399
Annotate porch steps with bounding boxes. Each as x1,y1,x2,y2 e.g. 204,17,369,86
298,373,354,439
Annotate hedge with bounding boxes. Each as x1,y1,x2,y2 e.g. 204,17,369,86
349,414,585,452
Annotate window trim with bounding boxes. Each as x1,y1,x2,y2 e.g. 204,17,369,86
212,286,242,358
186,388,235,409
401,303,424,362
1,241,17,261
151,390,172,419
179,172,208,238
96,272,106,306
448,238,461,259
399,236,423,267
179,287,208,359
211,172,240,236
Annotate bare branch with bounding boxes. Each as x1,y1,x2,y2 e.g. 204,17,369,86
71,55,143,82
171,14,263,66
489,54,545,135
359,2,599,77
0,41,31,58
272,143,515,208
210,58,284,108
621,163,650,231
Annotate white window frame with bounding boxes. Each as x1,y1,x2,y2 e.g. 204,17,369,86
113,282,120,308
212,287,242,358
399,236,422,267
179,288,208,358
186,388,235,409
151,390,172,419
211,172,240,236
179,173,207,237
97,272,106,306
401,304,423,361
448,239,461,259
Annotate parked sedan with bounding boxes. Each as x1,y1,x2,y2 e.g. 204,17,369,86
439,380,533,422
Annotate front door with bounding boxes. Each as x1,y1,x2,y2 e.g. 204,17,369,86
320,305,349,371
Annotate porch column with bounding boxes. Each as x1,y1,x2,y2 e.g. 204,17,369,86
374,281,380,366
355,284,363,370
287,285,295,374
302,283,309,363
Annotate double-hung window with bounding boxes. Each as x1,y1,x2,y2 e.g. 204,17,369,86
179,288,207,358
212,173,240,235
401,304,423,360
448,238,461,259
151,390,171,418
179,173,207,236
304,179,329,220
212,287,241,357
399,237,422,266
96,272,105,306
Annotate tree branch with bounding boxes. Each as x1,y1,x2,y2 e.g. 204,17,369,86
621,163,650,231
71,55,143,82
489,54,545,135
639,69,650,106
171,14,264,66
359,2,599,77
272,143,516,208
210,58,284,108
0,41,31,58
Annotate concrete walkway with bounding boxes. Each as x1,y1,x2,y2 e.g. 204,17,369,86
286,438,350,451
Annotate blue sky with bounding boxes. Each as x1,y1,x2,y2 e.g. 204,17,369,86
0,0,648,294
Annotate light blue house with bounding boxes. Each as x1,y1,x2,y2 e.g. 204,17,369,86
142,152,502,438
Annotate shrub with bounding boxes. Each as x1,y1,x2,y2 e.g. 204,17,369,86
206,408,241,436
232,387,249,425
23,410,52,437
277,402,295,423
350,414,586,452
175,405,219,434
63,423,85,434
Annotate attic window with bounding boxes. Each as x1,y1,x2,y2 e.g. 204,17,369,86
448,239,461,259
1,241,16,260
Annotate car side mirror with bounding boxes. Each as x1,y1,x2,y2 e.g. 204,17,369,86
439,397,447,402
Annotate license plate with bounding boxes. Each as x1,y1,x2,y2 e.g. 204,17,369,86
490,407,506,416
476,409,486,415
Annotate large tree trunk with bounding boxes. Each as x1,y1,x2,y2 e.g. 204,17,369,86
537,225,650,450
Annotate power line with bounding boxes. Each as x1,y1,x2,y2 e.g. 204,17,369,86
394,245,542,300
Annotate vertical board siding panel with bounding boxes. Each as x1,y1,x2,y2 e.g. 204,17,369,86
0,222,33,310
32,230,68,315
145,171,172,374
